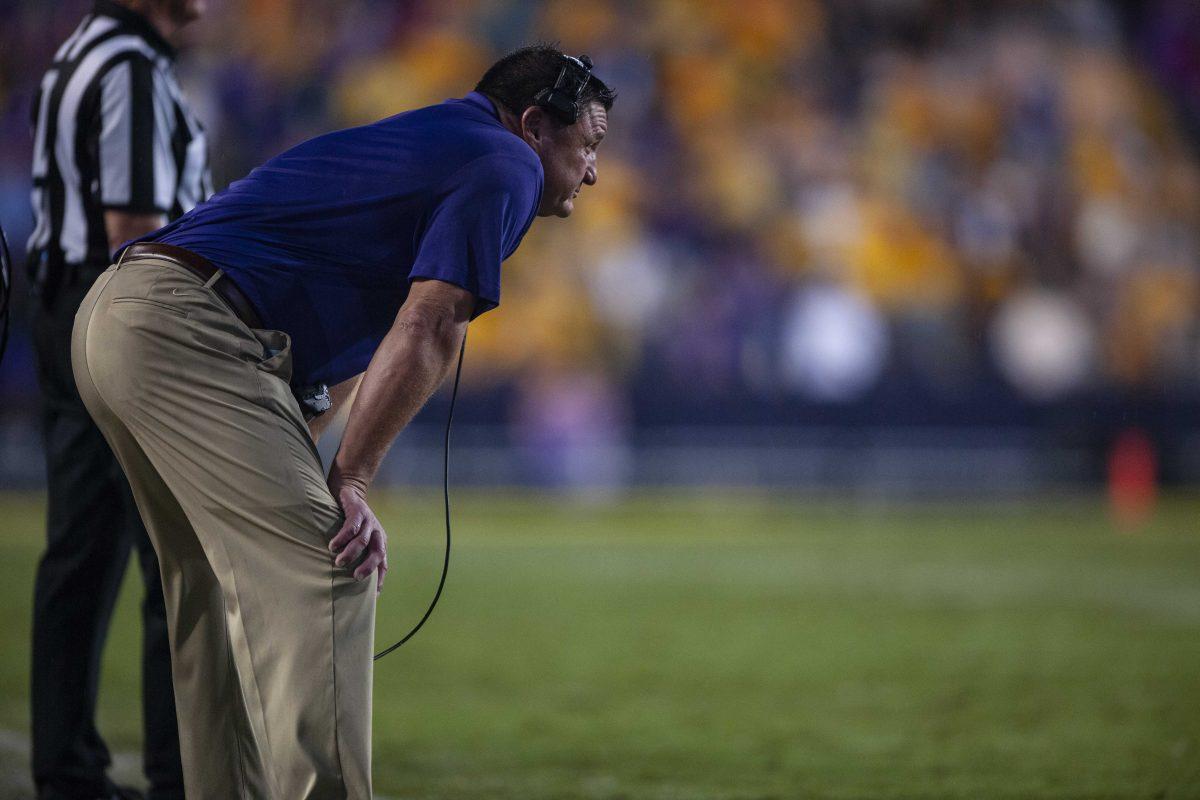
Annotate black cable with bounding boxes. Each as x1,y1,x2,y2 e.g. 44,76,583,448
0,224,11,367
374,331,466,660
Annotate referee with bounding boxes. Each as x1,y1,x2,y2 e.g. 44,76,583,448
27,2,209,798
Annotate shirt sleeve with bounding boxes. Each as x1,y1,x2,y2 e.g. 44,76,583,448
97,55,172,214
408,153,542,318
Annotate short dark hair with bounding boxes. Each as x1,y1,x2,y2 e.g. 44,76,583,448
476,44,616,123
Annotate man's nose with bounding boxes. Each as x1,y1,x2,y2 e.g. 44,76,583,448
583,162,597,186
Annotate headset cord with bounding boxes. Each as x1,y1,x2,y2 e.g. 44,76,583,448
374,331,466,660
0,226,11,367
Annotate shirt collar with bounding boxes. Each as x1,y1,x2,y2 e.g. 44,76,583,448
93,0,177,61
463,91,502,121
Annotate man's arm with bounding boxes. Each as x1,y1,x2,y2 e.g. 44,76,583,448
104,210,165,259
97,56,171,252
325,278,474,593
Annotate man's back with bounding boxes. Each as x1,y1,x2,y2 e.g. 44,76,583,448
146,93,543,387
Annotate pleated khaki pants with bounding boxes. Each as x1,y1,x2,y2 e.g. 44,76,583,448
71,254,375,799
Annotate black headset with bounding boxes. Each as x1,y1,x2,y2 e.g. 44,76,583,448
534,54,600,125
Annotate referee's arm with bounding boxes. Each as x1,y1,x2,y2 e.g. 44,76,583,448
97,55,171,256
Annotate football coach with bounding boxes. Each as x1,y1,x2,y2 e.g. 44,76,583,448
70,45,613,798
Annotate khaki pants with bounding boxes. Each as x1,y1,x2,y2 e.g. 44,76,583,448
71,255,375,799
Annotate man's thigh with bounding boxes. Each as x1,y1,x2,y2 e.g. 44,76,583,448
75,258,376,796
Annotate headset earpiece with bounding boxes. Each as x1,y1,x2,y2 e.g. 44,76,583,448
533,54,595,125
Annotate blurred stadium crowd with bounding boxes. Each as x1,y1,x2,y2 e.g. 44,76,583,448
2,0,1200,486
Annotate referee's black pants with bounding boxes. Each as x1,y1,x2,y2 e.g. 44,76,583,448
31,268,184,800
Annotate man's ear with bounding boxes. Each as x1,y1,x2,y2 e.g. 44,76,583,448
519,105,550,150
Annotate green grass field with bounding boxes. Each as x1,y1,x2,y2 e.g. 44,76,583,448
1,491,1198,799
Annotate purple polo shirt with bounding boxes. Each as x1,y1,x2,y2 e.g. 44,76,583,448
134,92,543,386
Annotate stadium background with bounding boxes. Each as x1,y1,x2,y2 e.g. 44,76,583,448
0,1,1199,798
0,0,1198,494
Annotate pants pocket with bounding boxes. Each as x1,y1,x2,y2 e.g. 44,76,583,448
110,297,188,318
249,328,293,383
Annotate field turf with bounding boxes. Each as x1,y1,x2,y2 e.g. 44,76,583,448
0,491,1198,799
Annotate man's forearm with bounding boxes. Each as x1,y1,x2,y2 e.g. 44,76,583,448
329,313,464,493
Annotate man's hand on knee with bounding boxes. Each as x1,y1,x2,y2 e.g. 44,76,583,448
327,481,388,594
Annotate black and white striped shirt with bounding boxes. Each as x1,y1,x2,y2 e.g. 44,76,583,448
28,0,211,277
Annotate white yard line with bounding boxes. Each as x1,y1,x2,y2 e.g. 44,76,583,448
0,727,142,798
0,728,38,799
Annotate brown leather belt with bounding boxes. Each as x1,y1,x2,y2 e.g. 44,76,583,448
122,242,263,330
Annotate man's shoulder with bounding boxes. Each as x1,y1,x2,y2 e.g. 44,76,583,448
50,3,175,73
462,139,543,184
373,100,543,186
448,116,542,184
94,47,168,82
91,1,177,63
54,28,164,74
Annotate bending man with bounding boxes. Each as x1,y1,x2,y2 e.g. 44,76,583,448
72,45,613,798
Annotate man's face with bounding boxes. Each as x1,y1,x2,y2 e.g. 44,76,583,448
531,101,607,218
